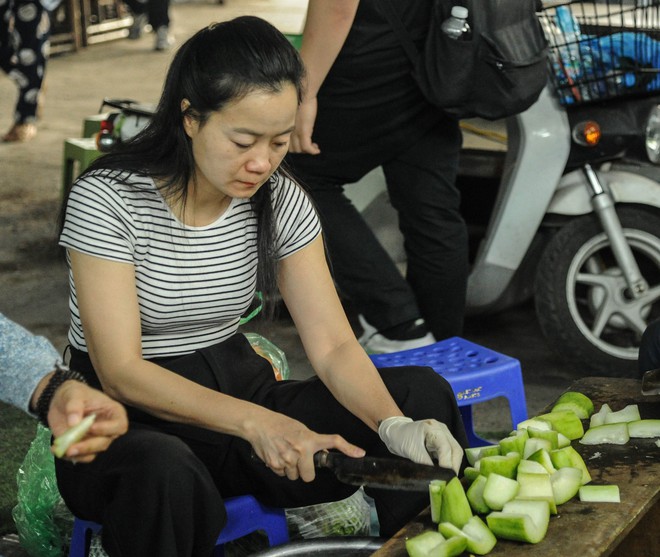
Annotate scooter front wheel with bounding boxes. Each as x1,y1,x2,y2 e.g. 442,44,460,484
535,207,660,377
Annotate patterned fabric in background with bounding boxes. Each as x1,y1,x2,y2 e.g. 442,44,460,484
0,0,59,123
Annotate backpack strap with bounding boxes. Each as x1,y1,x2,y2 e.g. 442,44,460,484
379,0,422,67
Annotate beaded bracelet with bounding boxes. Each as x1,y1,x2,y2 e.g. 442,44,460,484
36,363,88,427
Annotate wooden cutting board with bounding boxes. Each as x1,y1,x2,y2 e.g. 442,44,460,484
371,377,660,557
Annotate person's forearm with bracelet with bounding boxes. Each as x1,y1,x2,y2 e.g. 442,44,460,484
1,314,128,462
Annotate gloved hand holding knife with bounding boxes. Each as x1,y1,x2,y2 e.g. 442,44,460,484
378,416,464,474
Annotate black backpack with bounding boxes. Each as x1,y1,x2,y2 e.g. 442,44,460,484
381,0,549,120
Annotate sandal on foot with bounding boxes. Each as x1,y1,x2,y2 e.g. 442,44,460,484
2,123,37,142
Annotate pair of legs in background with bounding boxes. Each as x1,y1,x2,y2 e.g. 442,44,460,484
55,336,468,557
288,117,468,351
123,0,172,51
0,0,52,141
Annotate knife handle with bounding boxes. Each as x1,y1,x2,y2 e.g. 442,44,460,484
313,450,331,469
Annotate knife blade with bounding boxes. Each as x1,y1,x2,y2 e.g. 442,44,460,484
314,451,455,491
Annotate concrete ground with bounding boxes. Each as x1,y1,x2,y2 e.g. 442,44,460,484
0,1,579,553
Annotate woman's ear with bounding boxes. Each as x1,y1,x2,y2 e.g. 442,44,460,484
181,99,195,138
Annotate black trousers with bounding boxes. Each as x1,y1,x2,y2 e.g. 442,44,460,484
639,318,660,376
123,0,169,29
287,119,468,340
55,335,468,557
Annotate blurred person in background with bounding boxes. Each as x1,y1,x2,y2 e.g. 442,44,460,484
287,0,468,353
124,0,173,51
1,0,59,141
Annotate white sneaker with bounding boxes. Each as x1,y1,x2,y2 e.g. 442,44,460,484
358,315,436,354
155,26,174,51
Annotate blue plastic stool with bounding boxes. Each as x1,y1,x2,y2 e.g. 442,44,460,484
68,494,289,557
369,337,528,447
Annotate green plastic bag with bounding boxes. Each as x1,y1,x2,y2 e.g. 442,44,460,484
12,424,66,557
244,332,290,381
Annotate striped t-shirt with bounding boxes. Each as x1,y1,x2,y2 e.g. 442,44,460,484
60,168,321,358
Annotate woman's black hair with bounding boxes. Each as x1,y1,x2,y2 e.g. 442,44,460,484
62,16,305,319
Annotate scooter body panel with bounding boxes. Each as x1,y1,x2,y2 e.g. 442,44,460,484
467,87,571,310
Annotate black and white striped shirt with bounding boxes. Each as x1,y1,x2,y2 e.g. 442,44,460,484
60,169,321,358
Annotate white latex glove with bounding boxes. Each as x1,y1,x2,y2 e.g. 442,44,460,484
378,416,464,474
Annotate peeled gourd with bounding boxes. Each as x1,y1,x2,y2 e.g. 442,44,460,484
52,414,96,458
486,499,551,544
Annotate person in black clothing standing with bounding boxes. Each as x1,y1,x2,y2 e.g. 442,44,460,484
287,0,468,353
639,318,660,376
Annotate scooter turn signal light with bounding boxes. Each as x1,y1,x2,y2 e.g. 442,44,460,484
573,121,601,147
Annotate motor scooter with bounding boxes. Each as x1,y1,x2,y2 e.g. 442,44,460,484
352,0,660,377
465,83,660,378
465,0,660,377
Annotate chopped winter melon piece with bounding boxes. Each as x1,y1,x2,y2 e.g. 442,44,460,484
499,429,529,456
589,403,612,428
628,419,660,438
429,480,446,524
465,444,500,466
463,466,480,483
483,473,520,511
517,459,549,475
603,404,641,424
439,476,473,528
551,467,583,505
557,432,571,448
537,410,584,440
516,417,553,432
550,446,591,485
466,474,490,515
479,453,520,479
516,472,557,514
579,423,629,445
438,521,463,540
487,499,551,544
440,516,497,555
435,536,468,557
526,448,557,474
52,414,97,458
523,437,553,459
579,485,620,503
405,531,445,557
551,391,594,419
526,427,559,450
461,515,497,555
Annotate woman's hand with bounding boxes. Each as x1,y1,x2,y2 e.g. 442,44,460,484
289,97,321,155
48,380,128,463
249,410,364,482
378,416,464,474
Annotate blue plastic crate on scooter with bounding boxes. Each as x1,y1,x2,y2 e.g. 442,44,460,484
369,337,528,447
68,494,289,557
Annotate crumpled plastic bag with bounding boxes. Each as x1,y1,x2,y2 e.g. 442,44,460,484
12,424,66,557
244,332,290,381
285,489,371,540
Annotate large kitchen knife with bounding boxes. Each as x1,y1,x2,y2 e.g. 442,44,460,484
313,451,455,491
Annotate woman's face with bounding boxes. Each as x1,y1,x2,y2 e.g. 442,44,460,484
183,83,298,202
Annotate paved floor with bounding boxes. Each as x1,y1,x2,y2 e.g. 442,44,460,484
0,1,581,554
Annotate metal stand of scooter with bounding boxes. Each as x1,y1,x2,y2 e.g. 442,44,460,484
582,163,649,297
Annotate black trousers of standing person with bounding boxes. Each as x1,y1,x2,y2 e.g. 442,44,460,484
639,318,660,376
55,334,468,557
287,117,468,341
123,0,169,30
